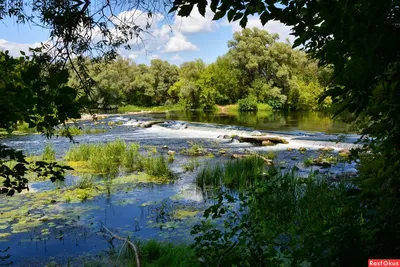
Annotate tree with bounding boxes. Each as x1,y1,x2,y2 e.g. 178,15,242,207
0,51,82,194
227,27,322,109
149,59,179,105
173,0,400,259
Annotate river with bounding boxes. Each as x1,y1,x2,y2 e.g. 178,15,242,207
0,111,359,266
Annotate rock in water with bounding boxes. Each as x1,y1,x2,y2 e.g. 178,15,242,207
239,136,288,145
262,140,275,146
319,147,335,152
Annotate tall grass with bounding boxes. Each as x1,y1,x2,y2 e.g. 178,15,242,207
72,174,95,189
196,163,223,189
223,155,265,189
65,144,97,161
182,159,200,172
89,140,126,174
144,156,173,179
57,127,106,136
196,156,265,190
42,144,56,161
16,121,37,133
123,144,142,172
65,140,174,180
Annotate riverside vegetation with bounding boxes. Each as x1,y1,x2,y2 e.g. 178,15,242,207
1,0,399,265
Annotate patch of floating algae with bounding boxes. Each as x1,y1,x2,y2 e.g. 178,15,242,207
0,171,171,242
173,210,199,219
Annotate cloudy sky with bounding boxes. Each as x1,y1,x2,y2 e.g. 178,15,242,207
0,8,294,65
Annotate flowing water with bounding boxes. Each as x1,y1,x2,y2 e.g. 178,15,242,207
0,111,358,266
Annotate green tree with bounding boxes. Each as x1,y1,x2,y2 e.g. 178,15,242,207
0,51,81,194
149,59,179,105
199,55,241,104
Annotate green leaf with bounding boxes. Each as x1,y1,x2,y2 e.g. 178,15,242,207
197,0,207,16
210,0,219,12
239,16,248,28
233,12,243,21
227,9,235,22
213,10,226,20
20,51,26,56
260,11,270,25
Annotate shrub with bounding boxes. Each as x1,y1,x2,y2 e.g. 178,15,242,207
192,169,360,266
238,95,258,111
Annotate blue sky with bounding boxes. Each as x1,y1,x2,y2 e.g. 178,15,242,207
0,8,293,65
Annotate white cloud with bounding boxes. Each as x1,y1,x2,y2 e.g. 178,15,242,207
0,39,42,56
149,54,161,60
163,32,199,53
230,17,295,44
109,10,200,57
173,6,216,33
170,54,184,62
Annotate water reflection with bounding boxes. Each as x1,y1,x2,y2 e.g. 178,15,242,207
163,110,350,133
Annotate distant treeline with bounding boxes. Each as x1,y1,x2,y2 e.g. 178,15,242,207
69,28,332,111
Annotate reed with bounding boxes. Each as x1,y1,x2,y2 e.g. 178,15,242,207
223,155,265,189
144,156,174,179
196,163,223,189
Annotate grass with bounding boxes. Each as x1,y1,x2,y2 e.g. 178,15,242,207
65,140,174,180
0,122,37,136
42,143,56,161
182,141,210,156
123,143,142,172
66,140,128,174
57,127,107,136
72,174,96,189
44,241,199,267
196,155,266,190
304,157,314,167
196,163,223,190
182,159,200,172
118,104,184,113
223,155,265,189
144,156,174,179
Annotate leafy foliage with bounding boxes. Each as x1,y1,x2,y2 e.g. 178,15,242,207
237,95,258,111
0,51,83,194
192,169,368,266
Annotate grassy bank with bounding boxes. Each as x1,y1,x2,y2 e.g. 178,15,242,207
118,105,184,113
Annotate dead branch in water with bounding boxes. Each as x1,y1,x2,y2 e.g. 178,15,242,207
102,226,141,267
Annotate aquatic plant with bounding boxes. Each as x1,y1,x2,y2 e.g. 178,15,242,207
184,141,209,156
65,144,97,161
42,143,56,161
144,156,174,179
223,155,265,189
122,143,143,172
182,159,200,172
72,174,95,189
57,127,107,136
304,157,314,167
196,163,223,189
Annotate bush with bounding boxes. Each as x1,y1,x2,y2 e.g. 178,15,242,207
192,169,363,266
238,95,258,111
